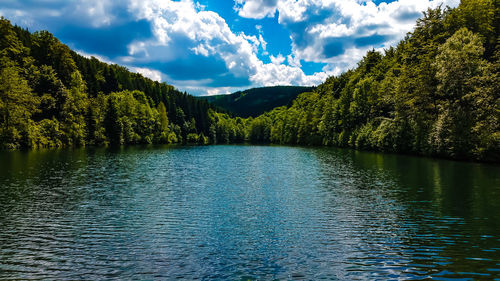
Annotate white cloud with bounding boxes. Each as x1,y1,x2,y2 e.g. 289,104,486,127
235,0,460,71
251,62,328,87
270,54,285,64
234,0,278,19
1,0,461,95
73,0,114,27
259,34,267,51
125,0,324,92
130,67,163,82
205,87,233,96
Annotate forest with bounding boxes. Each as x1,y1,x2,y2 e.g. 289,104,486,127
0,0,498,162
236,0,499,162
200,86,313,118
0,17,221,148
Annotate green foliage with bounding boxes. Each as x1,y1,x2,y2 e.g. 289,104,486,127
249,115,272,143
435,28,485,100
207,109,247,144
186,133,199,144
103,90,164,145
0,17,222,148
243,2,499,162
0,66,38,148
429,28,486,158
201,86,313,117
104,96,122,145
0,1,498,163
157,102,170,143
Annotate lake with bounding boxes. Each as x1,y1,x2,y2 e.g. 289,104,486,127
0,145,499,280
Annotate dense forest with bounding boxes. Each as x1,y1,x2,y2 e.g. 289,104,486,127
0,0,499,162
231,0,498,162
201,86,313,118
0,17,220,148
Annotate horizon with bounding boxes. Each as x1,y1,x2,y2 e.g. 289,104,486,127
0,0,459,96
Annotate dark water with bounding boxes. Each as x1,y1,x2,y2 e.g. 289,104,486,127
0,145,499,280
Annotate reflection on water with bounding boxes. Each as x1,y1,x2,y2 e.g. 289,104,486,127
0,145,499,280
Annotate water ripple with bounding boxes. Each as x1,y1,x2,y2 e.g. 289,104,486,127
0,145,499,280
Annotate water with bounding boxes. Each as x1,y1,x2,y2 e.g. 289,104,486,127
0,145,499,280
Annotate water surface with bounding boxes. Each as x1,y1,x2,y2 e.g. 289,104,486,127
0,145,499,280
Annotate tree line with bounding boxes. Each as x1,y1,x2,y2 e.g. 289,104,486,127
201,86,314,118
0,17,219,148
233,0,498,162
0,0,498,162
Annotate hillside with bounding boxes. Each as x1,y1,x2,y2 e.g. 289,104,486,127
0,0,498,161
201,86,313,117
208,0,499,162
0,17,220,148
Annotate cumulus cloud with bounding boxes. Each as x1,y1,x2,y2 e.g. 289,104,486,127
0,0,126,29
234,0,278,19
236,0,460,70
72,0,115,27
1,0,326,94
0,0,460,95
123,0,325,92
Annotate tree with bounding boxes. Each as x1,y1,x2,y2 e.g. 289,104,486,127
450,0,496,58
0,66,38,147
157,102,170,142
0,17,30,67
431,28,485,157
435,28,485,100
104,97,122,145
60,71,88,146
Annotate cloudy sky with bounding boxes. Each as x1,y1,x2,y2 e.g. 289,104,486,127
1,0,458,95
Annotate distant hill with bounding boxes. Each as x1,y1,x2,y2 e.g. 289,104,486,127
201,86,314,117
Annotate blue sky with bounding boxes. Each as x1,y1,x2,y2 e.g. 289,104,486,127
0,0,458,95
